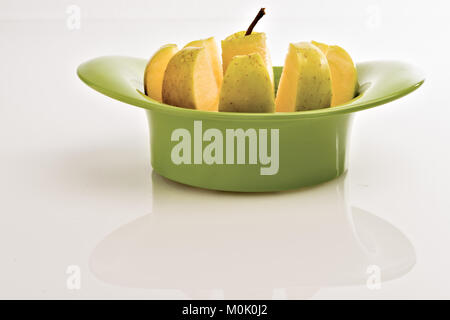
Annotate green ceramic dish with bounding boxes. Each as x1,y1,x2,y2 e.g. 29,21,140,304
77,56,424,192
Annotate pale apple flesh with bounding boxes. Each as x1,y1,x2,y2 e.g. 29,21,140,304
144,44,178,102
221,31,274,86
184,37,223,89
312,41,358,106
275,42,332,112
162,46,219,111
219,53,274,113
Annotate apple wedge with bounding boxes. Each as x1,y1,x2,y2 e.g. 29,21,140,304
219,53,275,113
221,31,274,86
184,37,223,89
275,42,332,112
312,41,358,106
144,44,178,102
162,46,219,111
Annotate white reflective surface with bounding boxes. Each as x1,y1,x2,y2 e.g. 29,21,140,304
90,173,415,299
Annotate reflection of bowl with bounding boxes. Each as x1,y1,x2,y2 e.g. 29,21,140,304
89,172,416,295
77,57,424,192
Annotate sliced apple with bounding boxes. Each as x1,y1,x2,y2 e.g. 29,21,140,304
219,53,274,113
162,46,219,111
144,44,178,102
312,41,358,106
275,42,332,112
221,31,274,86
184,37,223,89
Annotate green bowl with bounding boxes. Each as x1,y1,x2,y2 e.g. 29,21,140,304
77,56,424,192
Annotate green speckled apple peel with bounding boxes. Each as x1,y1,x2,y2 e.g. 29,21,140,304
77,56,424,192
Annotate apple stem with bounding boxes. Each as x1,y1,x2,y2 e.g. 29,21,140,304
245,8,266,36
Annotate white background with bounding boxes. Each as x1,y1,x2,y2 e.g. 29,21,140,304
0,0,449,299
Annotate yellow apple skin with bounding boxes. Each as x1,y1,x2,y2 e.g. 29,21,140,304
275,42,332,112
144,44,178,102
221,31,273,86
162,46,219,111
219,53,274,113
184,37,223,89
312,41,358,106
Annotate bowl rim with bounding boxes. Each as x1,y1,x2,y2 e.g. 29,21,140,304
77,56,425,121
